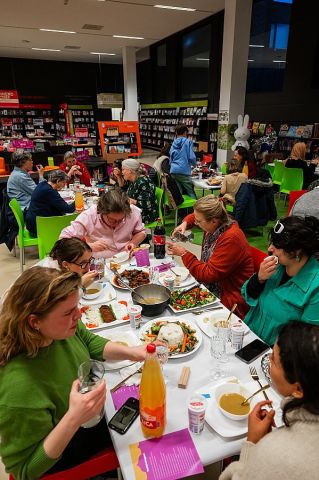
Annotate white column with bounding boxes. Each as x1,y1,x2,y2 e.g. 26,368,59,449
217,0,252,166
122,46,138,121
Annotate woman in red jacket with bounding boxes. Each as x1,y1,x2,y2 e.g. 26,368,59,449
60,151,92,187
167,195,254,318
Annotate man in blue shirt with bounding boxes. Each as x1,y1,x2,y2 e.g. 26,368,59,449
7,151,45,211
169,125,196,198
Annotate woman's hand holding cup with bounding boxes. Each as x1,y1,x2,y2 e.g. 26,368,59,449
67,379,106,429
258,256,278,283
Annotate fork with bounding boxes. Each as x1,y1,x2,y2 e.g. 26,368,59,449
250,366,269,400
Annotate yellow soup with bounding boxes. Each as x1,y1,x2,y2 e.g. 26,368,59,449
86,288,100,295
219,393,250,415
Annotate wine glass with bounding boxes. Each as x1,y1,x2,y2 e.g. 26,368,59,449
210,335,226,380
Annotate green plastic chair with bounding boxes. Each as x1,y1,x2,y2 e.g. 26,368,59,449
9,198,38,273
144,187,164,230
48,156,55,167
280,168,304,200
221,163,227,175
36,213,79,259
164,191,196,226
272,160,285,186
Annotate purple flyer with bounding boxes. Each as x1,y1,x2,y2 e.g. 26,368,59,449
111,385,139,411
129,428,204,480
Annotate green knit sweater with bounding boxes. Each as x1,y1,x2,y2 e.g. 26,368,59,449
0,322,108,480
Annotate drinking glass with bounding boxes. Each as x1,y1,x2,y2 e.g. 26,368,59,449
156,343,169,381
210,336,227,380
91,258,105,280
78,360,105,428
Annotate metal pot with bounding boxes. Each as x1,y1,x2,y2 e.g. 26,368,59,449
131,283,171,317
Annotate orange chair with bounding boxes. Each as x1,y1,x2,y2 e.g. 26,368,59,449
249,245,267,273
0,157,8,175
9,446,120,480
287,189,307,215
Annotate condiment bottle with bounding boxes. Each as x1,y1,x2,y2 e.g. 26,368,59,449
139,343,166,438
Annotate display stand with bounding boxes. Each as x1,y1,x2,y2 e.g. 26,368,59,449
98,121,142,162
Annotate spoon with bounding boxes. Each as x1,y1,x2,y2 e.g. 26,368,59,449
226,303,237,327
241,385,270,406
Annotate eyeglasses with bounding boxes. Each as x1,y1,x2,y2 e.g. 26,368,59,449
273,220,284,234
71,256,94,269
105,215,125,225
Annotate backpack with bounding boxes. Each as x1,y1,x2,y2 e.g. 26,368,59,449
160,173,184,209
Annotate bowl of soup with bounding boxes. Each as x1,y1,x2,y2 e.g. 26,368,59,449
215,383,252,421
82,282,103,300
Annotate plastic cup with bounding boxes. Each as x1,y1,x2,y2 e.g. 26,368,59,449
129,304,143,329
78,360,105,428
231,323,245,351
163,273,175,290
135,248,150,267
188,395,207,434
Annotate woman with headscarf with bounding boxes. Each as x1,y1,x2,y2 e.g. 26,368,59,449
284,142,319,189
121,159,158,224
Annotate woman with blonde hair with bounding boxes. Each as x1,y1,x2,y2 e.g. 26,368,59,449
284,142,318,188
167,195,254,318
0,267,148,479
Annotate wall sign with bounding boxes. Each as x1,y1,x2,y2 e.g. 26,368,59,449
0,90,19,107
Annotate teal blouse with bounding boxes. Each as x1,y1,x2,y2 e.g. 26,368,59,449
127,175,158,224
242,256,319,345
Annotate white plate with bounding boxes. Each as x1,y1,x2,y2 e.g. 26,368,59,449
96,330,141,370
168,285,219,314
158,271,196,290
110,267,150,290
80,283,117,306
111,251,130,264
139,317,202,359
81,301,130,331
196,310,250,338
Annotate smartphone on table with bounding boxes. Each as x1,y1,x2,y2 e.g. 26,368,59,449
235,339,270,364
108,397,139,435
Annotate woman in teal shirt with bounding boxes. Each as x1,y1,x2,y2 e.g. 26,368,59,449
242,216,319,345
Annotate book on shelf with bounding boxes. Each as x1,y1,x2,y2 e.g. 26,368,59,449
279,124,289,136
252,122,260,135
258,123,266,135
287,125,298,137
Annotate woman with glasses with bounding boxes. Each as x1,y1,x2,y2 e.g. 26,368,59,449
60,189,147,258
220,321,319,480
167,195,254,318
242,216,319,345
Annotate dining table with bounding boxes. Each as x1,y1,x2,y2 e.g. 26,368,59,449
82,254,279,480
192,177,223,197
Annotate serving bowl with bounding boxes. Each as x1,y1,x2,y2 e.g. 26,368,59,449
131,284,171,317
82,282,103,300
215,383,252,421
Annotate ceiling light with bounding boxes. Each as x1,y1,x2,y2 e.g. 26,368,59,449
196,58,209,61
249,44,265,48
248,59,255,62
113,35,144,40
40,29,76,34
90,52,116,55
32,48,61,51
154,4,196,11
273,60,286,63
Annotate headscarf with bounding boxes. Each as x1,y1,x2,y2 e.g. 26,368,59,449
290,142,306,161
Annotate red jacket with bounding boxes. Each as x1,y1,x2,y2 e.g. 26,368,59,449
60,161,92,187
182,214,254,318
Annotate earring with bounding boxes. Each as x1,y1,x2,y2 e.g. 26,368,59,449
295,255,300,262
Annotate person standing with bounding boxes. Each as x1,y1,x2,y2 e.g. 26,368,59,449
7,151,45,211
169,125,196,199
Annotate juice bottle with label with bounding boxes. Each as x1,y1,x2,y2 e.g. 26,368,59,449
74,187,84,212
139,343,166,438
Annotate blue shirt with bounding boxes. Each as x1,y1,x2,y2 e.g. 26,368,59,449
25,181,75,236
7,167,45,210
169,137,196,175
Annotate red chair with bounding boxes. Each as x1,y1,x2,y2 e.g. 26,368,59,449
287,189,307,215
0,157,8,175
9,447,120,480
249,245,267,273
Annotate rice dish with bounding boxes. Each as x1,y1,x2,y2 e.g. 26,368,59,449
157,323,184,347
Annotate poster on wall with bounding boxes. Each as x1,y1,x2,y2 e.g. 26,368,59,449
97,93,123,109
0,90,19,107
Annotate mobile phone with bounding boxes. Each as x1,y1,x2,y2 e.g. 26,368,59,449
108,397,139,434
235,339,270,364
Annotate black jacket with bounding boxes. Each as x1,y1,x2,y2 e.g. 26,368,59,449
233,182,277,229
0,190,19,251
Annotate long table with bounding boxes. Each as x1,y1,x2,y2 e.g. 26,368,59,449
90,258,275,479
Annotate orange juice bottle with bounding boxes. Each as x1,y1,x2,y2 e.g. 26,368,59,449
139,343,166,438
74,188,84,212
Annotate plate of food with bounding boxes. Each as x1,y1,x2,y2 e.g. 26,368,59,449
110,267,150,290
158,269,196,290
80,283,117,306
169,285,217,313
80,300,130,330
96,330,142,370
139,317,202,358
196,310,250,338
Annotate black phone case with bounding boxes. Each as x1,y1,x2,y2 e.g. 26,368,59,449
108,397,139,435
235,339,269,364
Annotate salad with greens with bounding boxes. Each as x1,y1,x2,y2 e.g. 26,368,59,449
170,286,216,311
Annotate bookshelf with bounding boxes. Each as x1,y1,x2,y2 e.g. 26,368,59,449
139,100,209,151
0,104,55,139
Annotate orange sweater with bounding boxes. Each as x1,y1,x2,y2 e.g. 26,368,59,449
182,214,254,318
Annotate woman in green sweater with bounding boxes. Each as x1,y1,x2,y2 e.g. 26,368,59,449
0,267,148,479
242,215,319,345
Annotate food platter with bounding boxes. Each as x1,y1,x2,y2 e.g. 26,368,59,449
196,310,250,338
169,285,218,313
139,317,202,359
110,267,150,290
96,330,141,370
80,301,130,330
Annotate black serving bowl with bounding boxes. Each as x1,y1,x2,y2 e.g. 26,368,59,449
131,283,171,317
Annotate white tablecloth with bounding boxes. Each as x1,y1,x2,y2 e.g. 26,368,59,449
192,178,222,190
